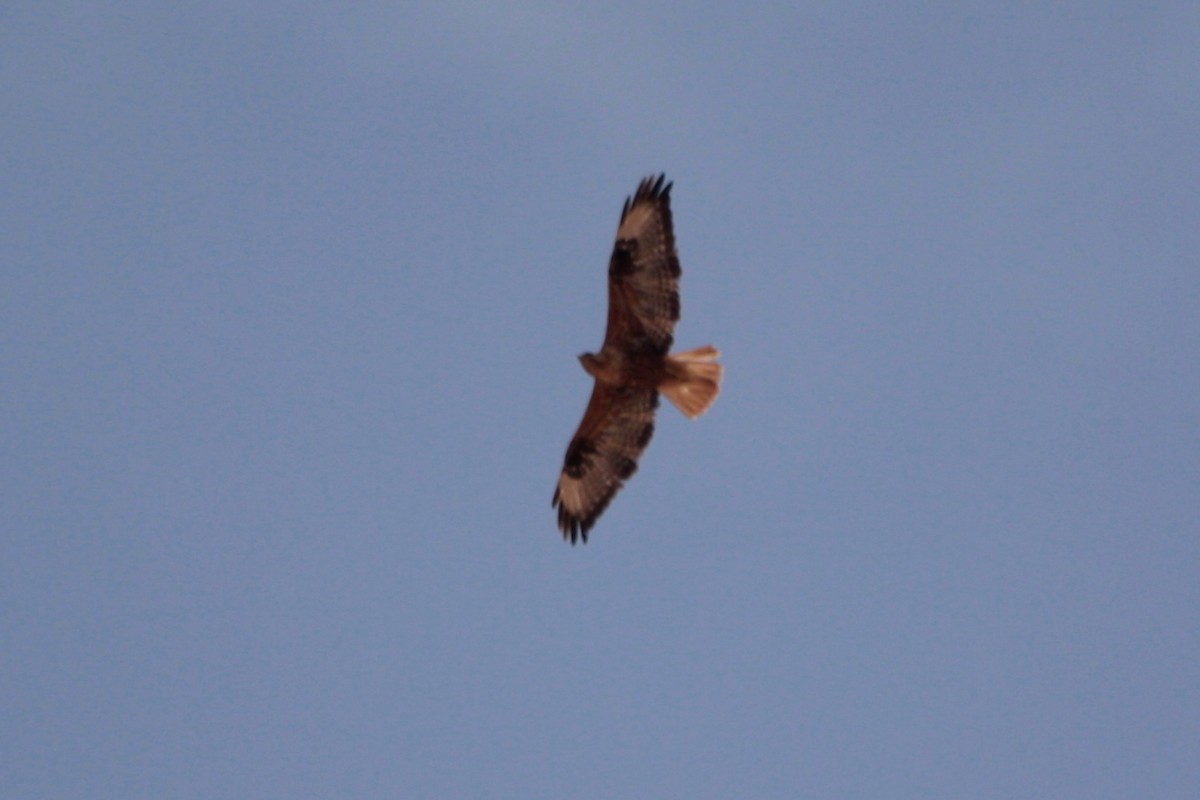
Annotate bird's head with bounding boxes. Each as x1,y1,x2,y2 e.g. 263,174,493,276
578,352,602,377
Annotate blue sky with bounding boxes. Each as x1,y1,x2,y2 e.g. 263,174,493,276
3,3,1198,797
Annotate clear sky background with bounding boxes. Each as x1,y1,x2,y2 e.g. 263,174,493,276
3,3,1198,798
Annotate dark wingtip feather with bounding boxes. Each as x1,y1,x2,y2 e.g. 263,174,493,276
553,493,594,545
640,173,671,201
620,173,672,222
554,489,611,545
558,512,591,545
651,172,672,198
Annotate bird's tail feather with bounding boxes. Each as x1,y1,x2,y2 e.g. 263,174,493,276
662,346,722,419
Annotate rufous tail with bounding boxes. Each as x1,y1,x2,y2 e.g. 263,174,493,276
661,345,723,419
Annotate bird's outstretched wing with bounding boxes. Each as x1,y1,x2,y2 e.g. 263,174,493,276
604,174,681,356
552,384,658,544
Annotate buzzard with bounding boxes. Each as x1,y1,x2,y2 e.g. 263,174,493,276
552,174,722,544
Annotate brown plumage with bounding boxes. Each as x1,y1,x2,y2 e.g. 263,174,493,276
552,175,722,544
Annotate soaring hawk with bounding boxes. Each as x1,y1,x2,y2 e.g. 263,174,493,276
552,174,722,544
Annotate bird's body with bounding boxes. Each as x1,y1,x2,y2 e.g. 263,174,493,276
552,175,722,543
580,347,660,387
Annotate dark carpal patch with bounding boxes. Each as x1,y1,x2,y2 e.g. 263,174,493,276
609,239,639,277
562,438,597,478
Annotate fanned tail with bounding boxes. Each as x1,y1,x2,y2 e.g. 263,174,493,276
661,345,723,419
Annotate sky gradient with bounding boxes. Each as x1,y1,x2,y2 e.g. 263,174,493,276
4,3,1199,797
